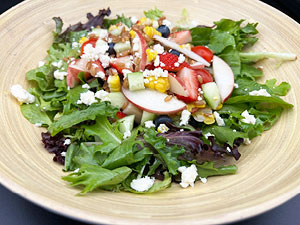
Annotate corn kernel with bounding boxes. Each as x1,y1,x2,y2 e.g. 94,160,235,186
79,37,88,44
108,74,121,92
204,115,215,125
129,30,136,38
216,103,223,110
146,48,158,62
144,76,169,93
186,103,206,112
143,26,162,39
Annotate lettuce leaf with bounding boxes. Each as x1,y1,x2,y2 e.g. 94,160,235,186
144,7,163,20
48,102,118,136
196,161,237,178
62,164,132,194
103,14,132,29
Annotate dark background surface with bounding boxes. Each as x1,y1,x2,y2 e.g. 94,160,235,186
1,0,299,224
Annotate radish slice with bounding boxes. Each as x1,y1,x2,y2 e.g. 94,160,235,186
153,35,210,67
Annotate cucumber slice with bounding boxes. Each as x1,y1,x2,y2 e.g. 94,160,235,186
127,72,145,91
118,115,135,134
122,102,143,123
141,111,156,125
110,26,123,36
114,42,131,53
91,28,107,37
202,82,221,110
107,92,127,108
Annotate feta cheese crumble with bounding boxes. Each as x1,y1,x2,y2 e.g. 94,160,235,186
153,44,164,54
249,89,271,97
213,111,225,127
179,110,191,126
241,110,256,125
234,83,239,88
95,90,109,101
130,176,155,192
199,177,207,184
157,124,169,133
10,84,35,104
38,61,45,67
130,16,138,24
52,60,63,68
99,54,110,68
82,83,90,89
178,54,185,63
144,120,155,128
204,132,214,139
34,123,42,127
53,70,68,80
154,55,160,67
77,90,97,105
95,71,106,79
174,62,180,67
64,139,71,145
243,138,251,145
178,164,198,188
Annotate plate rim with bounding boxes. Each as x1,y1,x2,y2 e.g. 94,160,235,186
0,0,300,224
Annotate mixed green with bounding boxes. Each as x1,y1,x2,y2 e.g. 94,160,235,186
11,8,295,194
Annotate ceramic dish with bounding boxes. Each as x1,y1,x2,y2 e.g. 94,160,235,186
0,0,300,224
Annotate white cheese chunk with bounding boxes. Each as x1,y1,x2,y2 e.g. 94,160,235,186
249,89,271,97
179,110,191,126
77,90,97,105
213,111,225,126
144,120,155,128
178,164,198,188
241,110,256,125
10,84,35,104
130,176,155,192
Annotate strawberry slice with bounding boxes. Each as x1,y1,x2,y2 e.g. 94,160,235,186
169,30,192,45
156,52,190,72
110,56,133,74
67,58,90,88
175,67,199,103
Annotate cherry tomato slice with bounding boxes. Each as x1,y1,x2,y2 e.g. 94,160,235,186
116,111,127,119
80,37,98,55
194,69,213,84
191,46,214,63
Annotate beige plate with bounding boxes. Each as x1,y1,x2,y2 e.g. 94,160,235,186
0,0,300,224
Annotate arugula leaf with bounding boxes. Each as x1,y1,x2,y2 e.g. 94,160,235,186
103,14,132,29
21,102,52,126
26,64,55,92
196,161,237,178
101,128,143,169
72,143,99,167
64,143,80,171
265,79,291,96
144,7,163,20
240,63,263,80
62,164,132,194
143,128,185,175
208,30,236,54
218,46,241,76
190,27,212,46
226,95,293,108
48,102,118,136
202,126,247,146
82,116,122,146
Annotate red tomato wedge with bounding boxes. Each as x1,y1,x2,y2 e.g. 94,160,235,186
191,46,213,63
194,69,213,84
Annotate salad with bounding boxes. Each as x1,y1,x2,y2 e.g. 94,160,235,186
10,7,296,194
